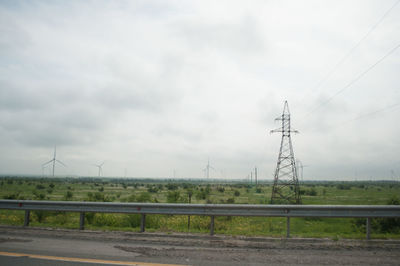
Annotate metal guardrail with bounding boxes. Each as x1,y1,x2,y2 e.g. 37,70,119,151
1,200,400,239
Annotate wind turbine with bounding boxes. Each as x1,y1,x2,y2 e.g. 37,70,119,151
93,162,105,177
42,146,66,177
203,158,215,179
296,159,310,183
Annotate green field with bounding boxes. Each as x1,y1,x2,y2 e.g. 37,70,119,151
1,177,399,239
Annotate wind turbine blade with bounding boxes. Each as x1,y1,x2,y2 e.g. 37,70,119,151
56,160,67,167
100,162,105,167
42,159,54,166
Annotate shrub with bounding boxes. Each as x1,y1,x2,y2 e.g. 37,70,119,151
87,192,110,202
147,186,159,193
187,189,194,203
195,190,208,200
93,213,118,227
33,190,46,200
167,191,181,203
336,184,351,190
64,191,73,200
226,198,235,204
123,214,160,229
86,212,95,224
205,185,211,194
126,194,136,202
137,192,151,202
36,184,45,190
166,183,178,190
3,193,20,199
34,210,50,223
352,197,400,233
234,190,240,197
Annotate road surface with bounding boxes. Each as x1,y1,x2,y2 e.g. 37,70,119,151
0,226,399,265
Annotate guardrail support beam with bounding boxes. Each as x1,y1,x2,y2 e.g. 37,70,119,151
140,214,146,233
366,217,371,240
286,217,290,238
210,216,215,236
79,212,85,230
24,210,30,227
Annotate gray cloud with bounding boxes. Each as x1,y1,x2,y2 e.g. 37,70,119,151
0,1,399,179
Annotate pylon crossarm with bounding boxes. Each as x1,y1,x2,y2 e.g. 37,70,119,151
270,128,283,134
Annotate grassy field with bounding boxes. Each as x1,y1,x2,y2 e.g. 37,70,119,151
1,177,399,239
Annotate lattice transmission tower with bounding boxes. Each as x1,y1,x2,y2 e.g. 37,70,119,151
270,101,301,204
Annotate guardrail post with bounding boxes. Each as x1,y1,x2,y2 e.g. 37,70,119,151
24,210,30,227
210,216,215,235
366,217,371,240
79,212,85,230
286,217,290,238
140,214,146,233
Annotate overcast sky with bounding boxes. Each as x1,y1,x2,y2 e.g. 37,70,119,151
0,0,399,180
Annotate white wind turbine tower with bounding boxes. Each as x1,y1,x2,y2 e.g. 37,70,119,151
204,158,215,179
296,159,310,183
42,146,66,177
93,162,105,177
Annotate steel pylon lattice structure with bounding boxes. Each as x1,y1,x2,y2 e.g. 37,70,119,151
270,101,301,204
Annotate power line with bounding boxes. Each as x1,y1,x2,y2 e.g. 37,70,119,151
297,0,400,105
331,102,400,129
309,101,400,132
302,42,400,118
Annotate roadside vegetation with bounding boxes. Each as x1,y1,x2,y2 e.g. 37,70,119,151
1,176,400,239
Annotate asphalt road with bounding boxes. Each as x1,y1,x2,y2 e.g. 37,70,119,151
0,256,91,266
1,226,400,265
